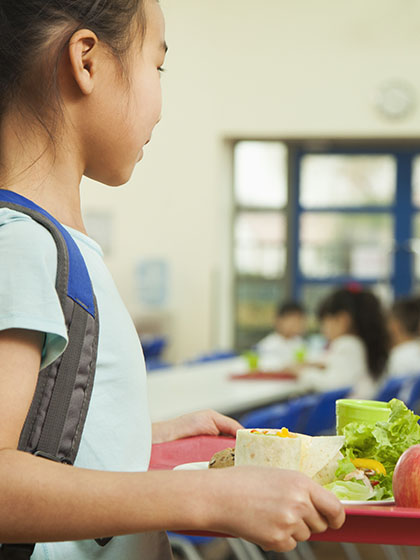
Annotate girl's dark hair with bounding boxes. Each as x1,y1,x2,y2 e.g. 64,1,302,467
0,0,144,140
318,286,390,380
391,297,420,336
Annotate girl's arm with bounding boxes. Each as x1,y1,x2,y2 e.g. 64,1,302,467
152,410,242,443
0,329,345,552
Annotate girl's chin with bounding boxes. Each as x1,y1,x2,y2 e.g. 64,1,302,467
136,149,144,163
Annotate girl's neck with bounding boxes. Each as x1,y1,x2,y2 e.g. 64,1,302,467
0,111,87,233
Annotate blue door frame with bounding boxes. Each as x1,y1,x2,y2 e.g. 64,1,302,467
291,148,418,300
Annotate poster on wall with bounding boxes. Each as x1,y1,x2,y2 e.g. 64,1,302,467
135,259,169,309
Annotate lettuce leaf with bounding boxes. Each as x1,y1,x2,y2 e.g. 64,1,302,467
333,399,420,500
324,480,374,501
335,456,356,479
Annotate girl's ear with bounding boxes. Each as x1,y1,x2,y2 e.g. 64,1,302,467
68,29,100,95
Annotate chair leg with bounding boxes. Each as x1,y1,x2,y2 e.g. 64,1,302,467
339,543,363,560
295,542,318,560
403,546,420,560
168,534,205,560
380,545,404,560
229,538,304,560
228,538,267,560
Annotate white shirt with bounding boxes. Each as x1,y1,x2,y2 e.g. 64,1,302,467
256,332,305,370
301,334,377,400
388,340,420,377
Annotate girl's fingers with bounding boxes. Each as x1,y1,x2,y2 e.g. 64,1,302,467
291,519,312,542
262,536,297,553
303,508,329,534
309,485,345,530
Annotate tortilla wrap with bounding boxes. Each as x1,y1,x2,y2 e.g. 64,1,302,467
234,429,345,484
296,434,345,478
312,451,343,485
235,429,301,470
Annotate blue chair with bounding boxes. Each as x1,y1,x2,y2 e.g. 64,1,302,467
145,358,172,371
184,350,237,365
142,336,173,372
141,336,167,359
374,375,413,402
240,394,319,432
167,533,213,560
398,374,420,412
301,387,352,436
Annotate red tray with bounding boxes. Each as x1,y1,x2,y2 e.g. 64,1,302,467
150,435,420,545
229,371,297,381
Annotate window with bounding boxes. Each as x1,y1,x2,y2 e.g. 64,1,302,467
296,152,397,312
233,141,288,350
232,142,420,351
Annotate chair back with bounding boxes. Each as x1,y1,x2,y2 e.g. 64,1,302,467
185,350,237,365
240,394,319,432
302,387,351,436
374,376,412,402
398,374,420,412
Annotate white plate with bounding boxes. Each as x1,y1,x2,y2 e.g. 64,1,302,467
341,498,395,506
172,462,395,506
173,461,209,470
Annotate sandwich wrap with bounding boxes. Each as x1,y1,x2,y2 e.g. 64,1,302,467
235,428,345,484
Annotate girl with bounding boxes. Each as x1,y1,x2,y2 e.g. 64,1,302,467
300,286,390,399
387,297,420,377
0,1,344,558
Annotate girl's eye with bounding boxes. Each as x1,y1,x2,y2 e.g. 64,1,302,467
158,66,166,73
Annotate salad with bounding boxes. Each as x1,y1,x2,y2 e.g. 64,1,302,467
326,398,420,501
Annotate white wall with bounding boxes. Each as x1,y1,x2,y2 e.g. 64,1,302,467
81,0,420,362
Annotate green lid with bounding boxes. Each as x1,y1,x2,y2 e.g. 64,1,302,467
336,399,390,435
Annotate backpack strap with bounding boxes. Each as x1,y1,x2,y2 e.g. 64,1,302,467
0,191,108,558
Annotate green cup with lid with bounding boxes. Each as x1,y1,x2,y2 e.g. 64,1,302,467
336,399,391,435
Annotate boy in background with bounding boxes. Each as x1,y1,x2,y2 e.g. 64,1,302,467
256,301,307,369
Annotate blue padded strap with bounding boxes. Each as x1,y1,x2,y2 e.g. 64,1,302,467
0,190,95,318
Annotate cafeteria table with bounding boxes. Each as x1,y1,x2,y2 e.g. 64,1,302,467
147,357,307,422
150,435,420,547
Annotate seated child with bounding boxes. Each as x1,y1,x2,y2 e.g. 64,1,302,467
387,297,420,377
299,286,389,399
255,301,307,369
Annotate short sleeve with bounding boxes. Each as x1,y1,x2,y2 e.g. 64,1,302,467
0,208,68,369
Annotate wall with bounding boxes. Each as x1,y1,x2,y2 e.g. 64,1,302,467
81,0,420,362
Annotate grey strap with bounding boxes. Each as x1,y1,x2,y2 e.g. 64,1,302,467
0,199,102,558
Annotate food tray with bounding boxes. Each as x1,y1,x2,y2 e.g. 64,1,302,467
149,435,420,545
229,372,297,381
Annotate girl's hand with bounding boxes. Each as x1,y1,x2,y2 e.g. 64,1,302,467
152,410,242,444
201,467,345,552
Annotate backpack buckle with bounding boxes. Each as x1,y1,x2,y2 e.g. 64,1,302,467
34,450,73,465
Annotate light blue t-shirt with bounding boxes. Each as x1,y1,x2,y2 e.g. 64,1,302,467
0,208,172,560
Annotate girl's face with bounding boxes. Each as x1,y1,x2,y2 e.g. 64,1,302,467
83,0,167,186
321,312,353,342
